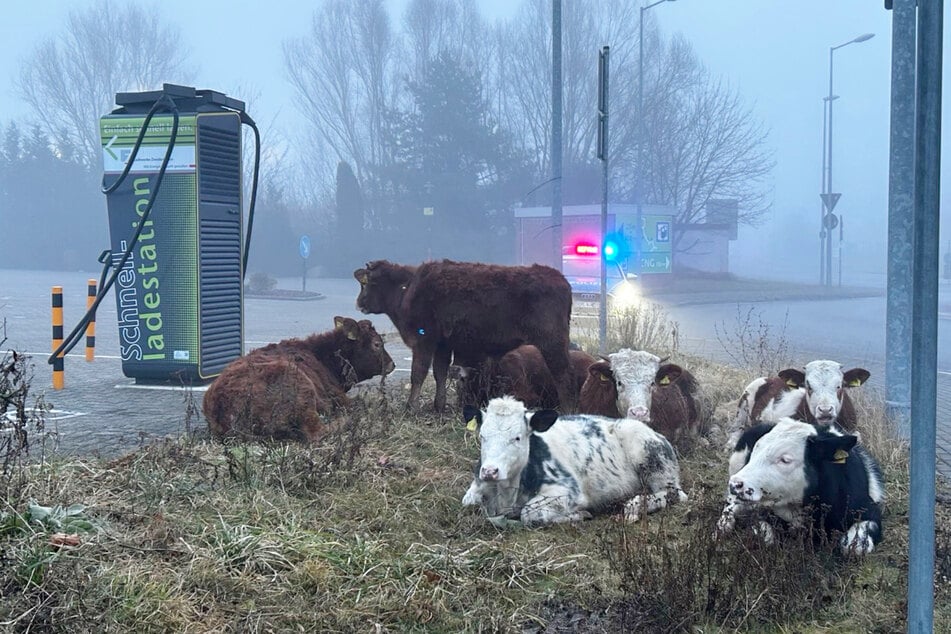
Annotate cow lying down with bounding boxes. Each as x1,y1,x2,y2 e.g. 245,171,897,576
461,396,687,527
717,418,884,555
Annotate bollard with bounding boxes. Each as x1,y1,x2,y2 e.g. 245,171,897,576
85,279,97,361
51,286,64,389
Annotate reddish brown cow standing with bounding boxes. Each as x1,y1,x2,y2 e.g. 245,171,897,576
203,317,395,442
453,345,596,409
354,259,574,412
579,349,701,446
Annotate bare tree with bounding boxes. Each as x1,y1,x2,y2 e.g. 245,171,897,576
501,0,772,235
16,0,191,170
615,34,774,248
284,0,400,188
403,0,491,83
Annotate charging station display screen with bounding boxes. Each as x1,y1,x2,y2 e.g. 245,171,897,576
101,114,201,380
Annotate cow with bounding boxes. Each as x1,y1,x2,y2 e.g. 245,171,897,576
203,316,395,442
716,418,884,555
460,396,687,527
354,260,574,412
578,348,701,445
452,345,596,409
733,360,870,434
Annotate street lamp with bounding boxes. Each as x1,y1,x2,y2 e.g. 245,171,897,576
823,32,874,286
636,0,675,276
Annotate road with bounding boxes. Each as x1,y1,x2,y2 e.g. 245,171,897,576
0,269,409,456
1,268,949,479
658,295,951,477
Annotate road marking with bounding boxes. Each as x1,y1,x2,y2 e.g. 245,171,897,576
114,383,210,392
2,408,87,424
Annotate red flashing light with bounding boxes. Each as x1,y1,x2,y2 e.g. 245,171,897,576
574,243,599,256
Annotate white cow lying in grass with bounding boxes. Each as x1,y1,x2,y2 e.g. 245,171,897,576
461,396,687,527
717,418,884,555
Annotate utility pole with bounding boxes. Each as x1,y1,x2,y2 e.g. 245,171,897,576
598,46,609,354
551,0,563,271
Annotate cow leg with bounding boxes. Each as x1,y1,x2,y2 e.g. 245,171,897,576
839,520,879,555
624,486,688,522
432,343,452,412
408,347,435,410
538,343,575,412
520,486,589,526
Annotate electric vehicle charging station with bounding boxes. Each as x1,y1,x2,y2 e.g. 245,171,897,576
48,84,259,384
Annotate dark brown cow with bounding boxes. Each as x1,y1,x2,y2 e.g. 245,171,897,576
579,348,701,445
203,317,394,442
453,346,596,409
354,259,573,411
735,360,869,433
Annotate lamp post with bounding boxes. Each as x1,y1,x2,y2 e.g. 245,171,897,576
637,0,675,277
824,32,874,286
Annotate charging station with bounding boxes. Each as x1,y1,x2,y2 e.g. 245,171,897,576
99,84,254,383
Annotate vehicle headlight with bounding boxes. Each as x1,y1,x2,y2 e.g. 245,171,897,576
609,280,640,311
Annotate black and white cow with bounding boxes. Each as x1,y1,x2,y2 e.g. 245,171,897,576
461,396,687,527
717,418,884,555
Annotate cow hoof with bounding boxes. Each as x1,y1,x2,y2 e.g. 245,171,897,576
840,522,876,555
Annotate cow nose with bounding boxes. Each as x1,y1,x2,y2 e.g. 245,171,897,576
480,466,499,481
729,478,744,496
628,406,649,421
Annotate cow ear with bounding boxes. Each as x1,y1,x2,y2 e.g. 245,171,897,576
810,433,858,463
656,363,682,386
589,360,613,382
778,368,805,389
529,409,559,433
353,269,368,284
334,316,360,340
843,368,871,387
463,405,482,432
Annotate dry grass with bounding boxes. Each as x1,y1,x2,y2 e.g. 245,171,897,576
0,309,949,632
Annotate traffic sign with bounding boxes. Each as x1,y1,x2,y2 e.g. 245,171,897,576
299,235,311,259
822,214,839,230
820,193,841,212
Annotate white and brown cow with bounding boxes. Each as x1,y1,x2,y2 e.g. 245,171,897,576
579,349,701,445
717,418,884,555
461,396,687,527
733,360,869,434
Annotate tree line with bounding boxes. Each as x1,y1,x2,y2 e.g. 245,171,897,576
1,0,773,276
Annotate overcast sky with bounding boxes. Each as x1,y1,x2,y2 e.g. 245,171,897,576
1,1,943,284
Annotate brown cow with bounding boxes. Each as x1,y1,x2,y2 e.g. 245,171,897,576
202,317,394,442
579,348,701,445
734,360,869,433
453,346,596,409
354,259,573,412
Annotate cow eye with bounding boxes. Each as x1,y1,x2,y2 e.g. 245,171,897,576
616,382,625,392
779,455,792,465
513,435,521,443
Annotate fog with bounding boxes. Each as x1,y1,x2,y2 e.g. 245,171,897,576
0,1,944,286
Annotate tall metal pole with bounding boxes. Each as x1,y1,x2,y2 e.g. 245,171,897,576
820,97,829,285
598,46,610,354
909,2,942,630
551,0,563,272
826,47,835,286
636,6,646,277
886,0,915,434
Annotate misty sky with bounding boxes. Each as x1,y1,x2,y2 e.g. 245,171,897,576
1,1,946,285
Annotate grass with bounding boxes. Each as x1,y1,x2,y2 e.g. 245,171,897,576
1,311,949,632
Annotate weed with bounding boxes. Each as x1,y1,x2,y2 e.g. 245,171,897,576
714,304,793,375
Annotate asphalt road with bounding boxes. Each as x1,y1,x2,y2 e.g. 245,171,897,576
0,269,409,456
2,268,949,481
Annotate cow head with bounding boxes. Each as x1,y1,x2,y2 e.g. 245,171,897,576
464,396,558,482
778,360,870,425
333,316,395,384
603,349,682,422
353,260,414,315
728,418,858,509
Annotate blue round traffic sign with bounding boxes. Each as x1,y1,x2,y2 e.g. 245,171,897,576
299,235,311,259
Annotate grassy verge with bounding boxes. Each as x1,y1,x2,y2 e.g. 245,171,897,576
1,313,949,632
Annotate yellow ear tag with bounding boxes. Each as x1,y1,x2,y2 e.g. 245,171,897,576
832,449,849,464
659,376,671,386
848,378,862,387
785,379,799,388
466,418,477,432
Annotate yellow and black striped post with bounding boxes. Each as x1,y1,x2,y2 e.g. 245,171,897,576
51,286,64,389
85,279,97,362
